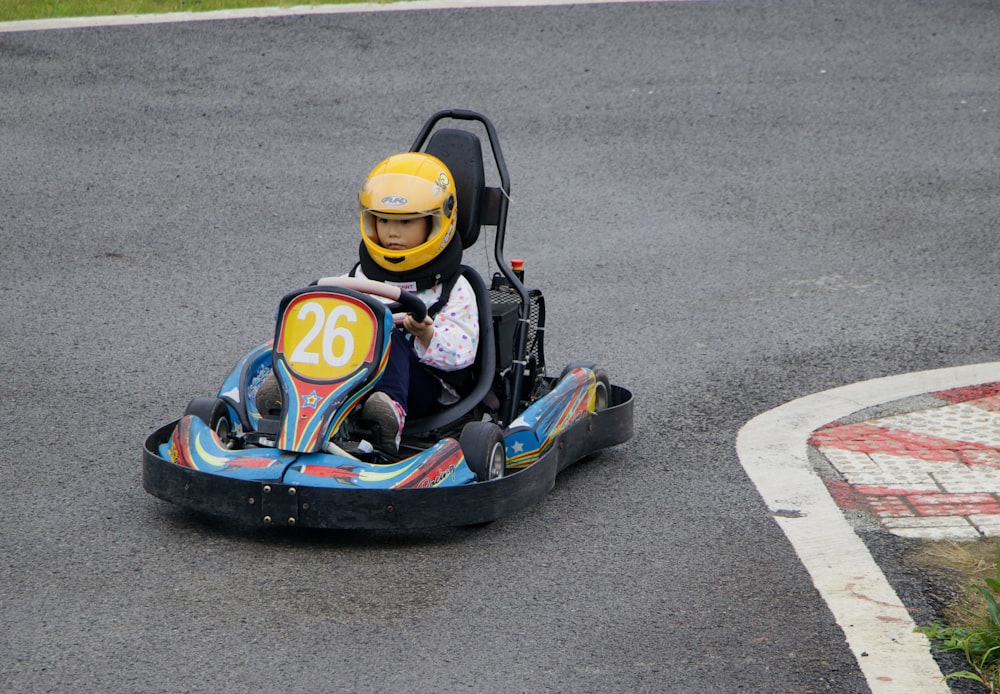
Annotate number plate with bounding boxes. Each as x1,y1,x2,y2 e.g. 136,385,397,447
276,292,380,384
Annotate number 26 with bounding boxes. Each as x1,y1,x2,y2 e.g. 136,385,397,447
288,302,356,368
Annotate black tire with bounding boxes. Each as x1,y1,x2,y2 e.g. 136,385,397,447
558,362,611,411
184,397,236,449
255,372,282,417
459,421,506,482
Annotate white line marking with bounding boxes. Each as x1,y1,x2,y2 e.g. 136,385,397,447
737,362,1000,693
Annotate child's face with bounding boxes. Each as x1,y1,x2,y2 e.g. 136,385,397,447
374,215,432,251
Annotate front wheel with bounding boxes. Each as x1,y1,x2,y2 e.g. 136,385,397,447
184,397,238,449
460,421,506,482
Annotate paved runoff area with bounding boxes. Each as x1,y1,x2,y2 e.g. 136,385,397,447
812,382,1000,540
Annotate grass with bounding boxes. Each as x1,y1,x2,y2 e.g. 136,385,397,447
914,539,1000,692
0,0,363,22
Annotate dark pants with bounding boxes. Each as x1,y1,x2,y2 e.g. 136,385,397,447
376,329,442,418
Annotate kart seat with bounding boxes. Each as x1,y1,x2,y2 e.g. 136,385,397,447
402,129,499,435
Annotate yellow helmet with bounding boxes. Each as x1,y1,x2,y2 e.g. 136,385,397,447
359,152,458,275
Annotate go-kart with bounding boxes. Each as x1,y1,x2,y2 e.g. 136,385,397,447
142,109,633,529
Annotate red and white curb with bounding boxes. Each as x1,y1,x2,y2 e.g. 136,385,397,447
811,383,1000,540
738,362,1000,694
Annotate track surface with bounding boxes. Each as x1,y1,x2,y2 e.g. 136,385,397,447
2,1,998,692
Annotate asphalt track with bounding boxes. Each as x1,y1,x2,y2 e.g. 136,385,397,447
2,1,998,692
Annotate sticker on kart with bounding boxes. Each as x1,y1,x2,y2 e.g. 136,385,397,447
276,292,381,383
273,289,391,453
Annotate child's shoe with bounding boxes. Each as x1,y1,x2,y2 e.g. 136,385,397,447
362,391,405,453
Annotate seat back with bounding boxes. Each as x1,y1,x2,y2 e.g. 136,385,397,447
424,128,487,249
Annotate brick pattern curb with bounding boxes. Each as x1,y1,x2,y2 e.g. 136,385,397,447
810,383,1000,540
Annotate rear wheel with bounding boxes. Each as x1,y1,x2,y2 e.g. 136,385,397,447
460,421,506,482
559,363,611,411
184,397,237,449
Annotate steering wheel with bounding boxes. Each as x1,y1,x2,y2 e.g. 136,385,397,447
314,276,427,324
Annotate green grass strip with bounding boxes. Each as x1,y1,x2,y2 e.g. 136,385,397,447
1,0,370,22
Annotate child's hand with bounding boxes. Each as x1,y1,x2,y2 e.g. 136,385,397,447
402,314,434,347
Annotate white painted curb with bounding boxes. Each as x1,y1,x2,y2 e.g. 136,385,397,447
0,0,678,34
737,362,1000,693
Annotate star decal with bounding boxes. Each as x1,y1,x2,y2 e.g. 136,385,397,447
301,390,321,410
509,441,525,455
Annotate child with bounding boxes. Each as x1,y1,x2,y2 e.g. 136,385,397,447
332,151,480,452
257,153,479,452
256,152,479,453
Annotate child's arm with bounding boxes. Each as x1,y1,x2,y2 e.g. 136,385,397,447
409,277,479,372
